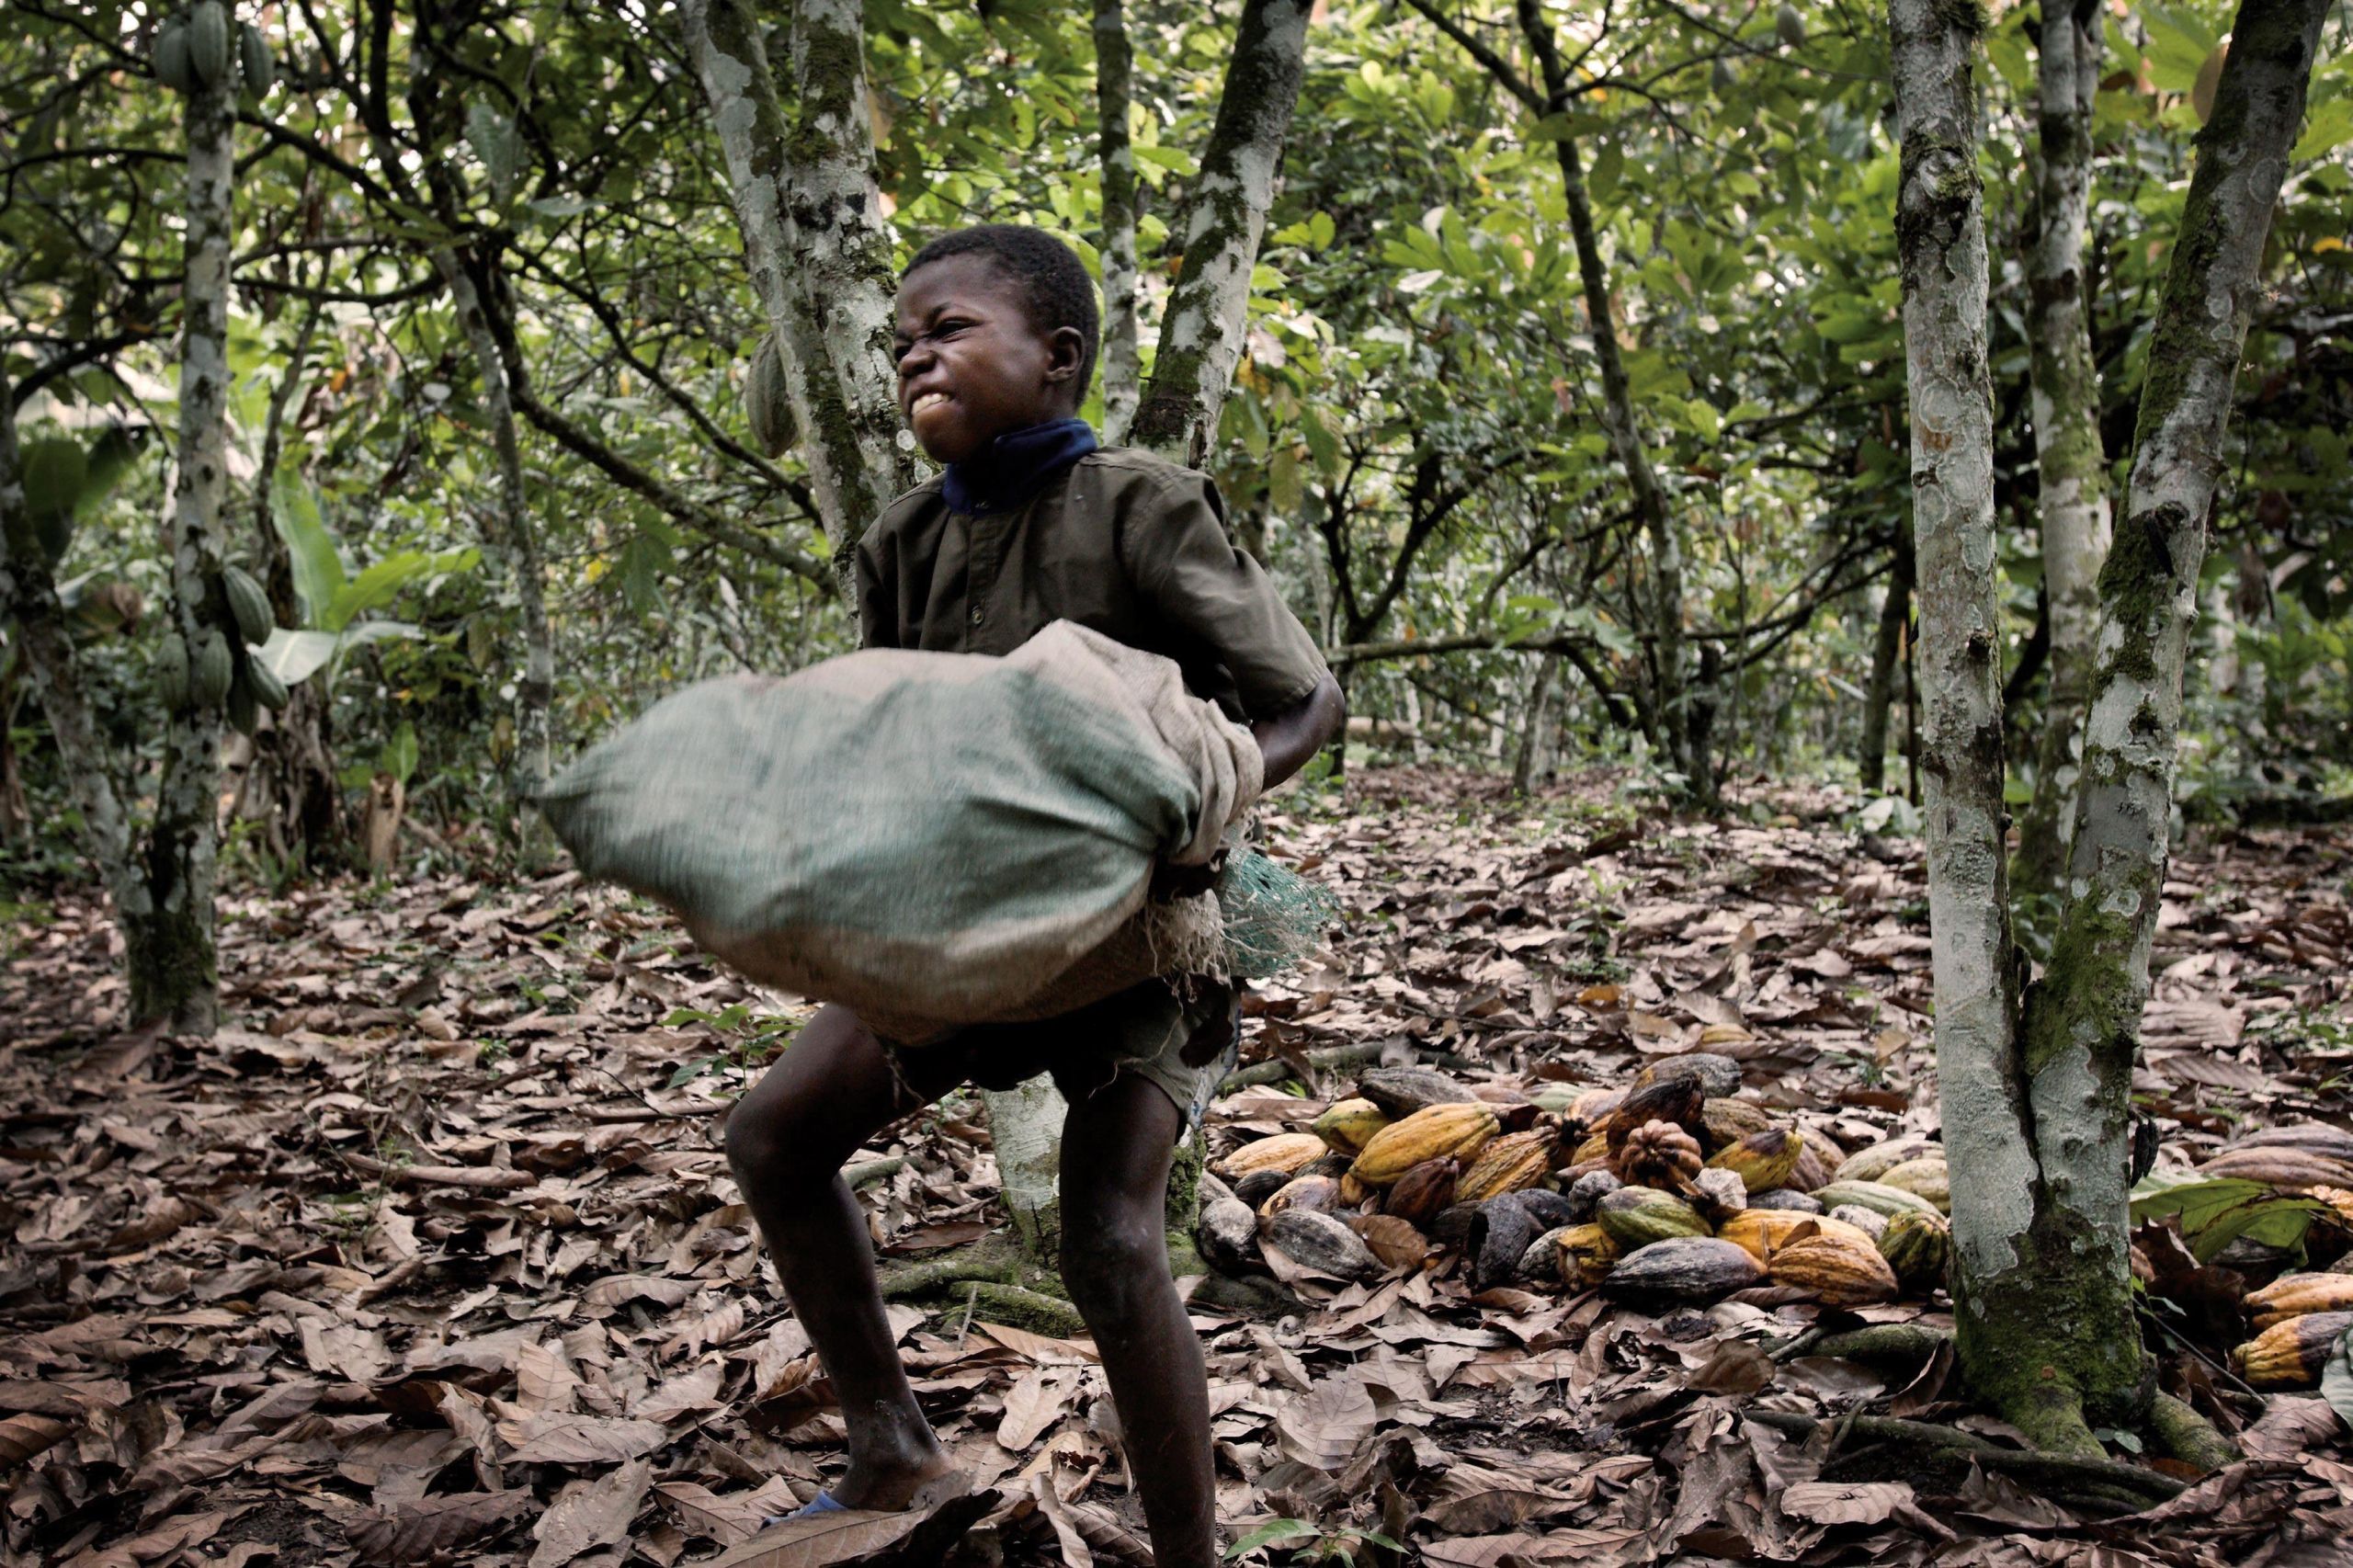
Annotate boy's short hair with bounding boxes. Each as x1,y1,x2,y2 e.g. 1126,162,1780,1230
904,224,1101,393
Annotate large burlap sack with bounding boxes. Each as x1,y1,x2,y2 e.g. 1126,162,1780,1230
535,621,1265,1037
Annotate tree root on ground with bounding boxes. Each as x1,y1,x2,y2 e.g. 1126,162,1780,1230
2148,1391,2237,1474
1774,1321,2239,1478
1744,1410,2188,1515
1779,1324,1951,1367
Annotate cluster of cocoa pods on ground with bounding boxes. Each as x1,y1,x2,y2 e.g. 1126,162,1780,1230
2200,1122,2353,1390
1199,1055,1955,1308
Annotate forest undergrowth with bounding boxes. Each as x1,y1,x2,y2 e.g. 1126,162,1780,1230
3,767,2350,1568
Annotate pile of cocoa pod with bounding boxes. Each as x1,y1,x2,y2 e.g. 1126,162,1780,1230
2197,1121,2353,1391
1198,1054,1953,1308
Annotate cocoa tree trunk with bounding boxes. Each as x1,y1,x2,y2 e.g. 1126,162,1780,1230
1094,0,1143,447
683,0,920,571
0,371,142,922
1981,0,2328,1449
1859,528,1915,792
433,248,554,793
1126,0,1313,465
1511,651,1561,794
130,37,241,1032
2013,0,2113,893
1894,0,2331,1454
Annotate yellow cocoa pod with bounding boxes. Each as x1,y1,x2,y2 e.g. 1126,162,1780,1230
1211,1132,1327,1182
1350,1102,1500,1187
1718,1210,1876,1266
1876,1208,1950,1291
1552,1222,1618,1289
2234,1311,2353,1389
1877,1157,1951,1213
1768,1232,1900,1306
1456,1128,1554,1204
2247,1274,2353,1333
1706,1126,1802,1193
1570,1130,1609,1165
1313,1097,1391,1155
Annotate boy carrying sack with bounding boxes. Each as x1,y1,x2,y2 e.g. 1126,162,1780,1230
727,225,1343,1564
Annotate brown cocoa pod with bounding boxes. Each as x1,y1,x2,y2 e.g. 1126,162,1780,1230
1233,1166,1290,1209
1599,1076,1706,1150
1384,1157,1460,1230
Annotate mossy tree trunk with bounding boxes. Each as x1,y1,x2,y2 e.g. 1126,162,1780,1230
682,0,920,582
130,40,242,1032
1892,0,2331,1455
1126,0,1313,466
1094,0,1143,447
2013,0,2113,895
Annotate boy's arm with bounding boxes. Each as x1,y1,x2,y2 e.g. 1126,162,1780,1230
1253,672,1346,790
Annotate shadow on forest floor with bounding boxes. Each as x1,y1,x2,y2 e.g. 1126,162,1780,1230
3,767,2350,1566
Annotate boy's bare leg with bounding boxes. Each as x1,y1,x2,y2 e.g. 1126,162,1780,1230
725,1004,965,1509
1058,1076,1217,1568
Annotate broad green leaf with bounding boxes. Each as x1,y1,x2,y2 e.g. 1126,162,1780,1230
271,473,347,626
381,722,419,786
323,547,478,634
256,621,423,686
2292,98,2353,163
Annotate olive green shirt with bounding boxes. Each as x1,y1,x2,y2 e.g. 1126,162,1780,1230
853,447,1328,721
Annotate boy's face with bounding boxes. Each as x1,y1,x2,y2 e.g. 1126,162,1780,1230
894,254,1084,465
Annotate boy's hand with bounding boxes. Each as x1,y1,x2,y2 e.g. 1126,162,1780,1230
1149,852,1225,903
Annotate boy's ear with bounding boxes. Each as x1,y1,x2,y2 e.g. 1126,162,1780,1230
1042,324,1086,385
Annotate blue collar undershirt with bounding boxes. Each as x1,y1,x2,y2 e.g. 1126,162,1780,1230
941,417,1097,516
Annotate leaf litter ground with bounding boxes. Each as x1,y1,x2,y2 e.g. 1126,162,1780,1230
4,767,2351,1568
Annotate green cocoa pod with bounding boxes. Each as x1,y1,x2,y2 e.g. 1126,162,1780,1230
238,21,271,96
226,671,259,736
191,629,233,707
155,633,191,710
745,334,794,457
188,1,231,90
244,654,289,711
222,564,273,644
1711,57,1737,92
1774,2,1806,49
154,21,196,94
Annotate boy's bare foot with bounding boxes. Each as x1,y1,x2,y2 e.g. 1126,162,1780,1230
827,1443,962,1512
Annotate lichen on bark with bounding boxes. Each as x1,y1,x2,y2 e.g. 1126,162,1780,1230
1094,0,1142,445
1893,0,2330,1452
1126,0,1313,466
2015,0,2113,895
133,43,243,1034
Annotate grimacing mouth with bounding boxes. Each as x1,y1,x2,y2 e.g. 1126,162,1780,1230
908,391,950,419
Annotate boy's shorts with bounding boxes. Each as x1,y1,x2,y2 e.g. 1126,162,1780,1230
883,977,1238,1136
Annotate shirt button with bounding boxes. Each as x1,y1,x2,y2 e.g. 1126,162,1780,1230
970,606,985,627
